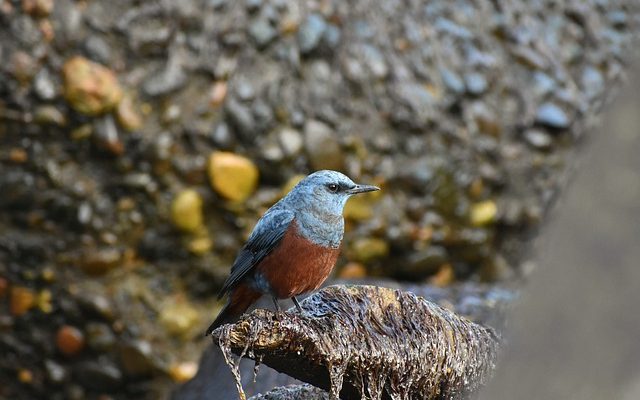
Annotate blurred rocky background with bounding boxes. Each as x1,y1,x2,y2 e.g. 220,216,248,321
0,0,638,399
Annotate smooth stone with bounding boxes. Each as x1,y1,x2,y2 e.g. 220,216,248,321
523,129,553,150
535,102,570,129
34,68,57,100
465,72,488,95
248,18,277,49
298,14,327,54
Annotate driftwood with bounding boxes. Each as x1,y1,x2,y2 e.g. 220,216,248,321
211,285,500,400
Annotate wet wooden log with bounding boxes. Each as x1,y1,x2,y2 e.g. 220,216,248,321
211,285,500,400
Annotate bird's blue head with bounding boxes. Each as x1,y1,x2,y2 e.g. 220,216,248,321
284,170,379,218
280,170,379,247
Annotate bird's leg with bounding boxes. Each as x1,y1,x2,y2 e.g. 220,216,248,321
291,296,304,313
272,296,283,320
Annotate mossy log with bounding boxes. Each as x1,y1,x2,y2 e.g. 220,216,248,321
211,285,500,400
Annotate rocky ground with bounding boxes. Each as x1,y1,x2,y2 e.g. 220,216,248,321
0,0,638,398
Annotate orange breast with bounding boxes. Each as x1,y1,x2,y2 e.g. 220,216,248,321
256,221,340,299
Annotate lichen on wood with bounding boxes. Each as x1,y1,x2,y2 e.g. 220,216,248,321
211,285,500,400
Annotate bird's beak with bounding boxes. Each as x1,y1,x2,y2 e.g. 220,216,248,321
346,184,380,194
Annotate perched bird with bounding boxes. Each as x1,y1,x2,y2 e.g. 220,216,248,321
205,170,379,335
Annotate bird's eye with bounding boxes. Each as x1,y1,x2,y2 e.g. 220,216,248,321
327,184,339,193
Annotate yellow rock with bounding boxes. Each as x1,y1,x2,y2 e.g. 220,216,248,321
188,235,213,255
37,290,53,313
116,92,143,131
208,152,259,202
10,286,35,316
169,361,198,383
349,238,389,263
338,262,367,279
428,263,455,287
159,299,200,338
171,189,204,233
470,200,498,226
344,189,381,221
209,81,227,108
17,369,33,384
63,56,123,115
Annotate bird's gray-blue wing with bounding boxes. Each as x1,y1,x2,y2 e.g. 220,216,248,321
217,208,295,298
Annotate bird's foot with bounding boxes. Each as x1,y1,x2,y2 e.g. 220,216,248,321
291,296,304,313
272,296,284,321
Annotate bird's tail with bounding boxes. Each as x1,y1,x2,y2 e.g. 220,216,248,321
205,283,261,336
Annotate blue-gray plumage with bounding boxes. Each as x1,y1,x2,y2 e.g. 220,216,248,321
206,170,379,335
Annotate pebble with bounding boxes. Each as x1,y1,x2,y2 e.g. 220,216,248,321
9,51,37,83
10,286,35,316
349,237,389,263
119,340,156,376
252,99,275,132
86,323,116,352
248,18,277,49
52,0,82,45
74,359,123,391
323,24,341,50
56,325,85,356
338,262,367,279
210,122,234,148
434,17,472,39
523,129,552,150
581,66,604,99
169,362,198,383
94,115,124,155
143,57,187,97
33,68,57,100
361,44,388,79
234,79,255,101
298,14,327,54
304,120,344,171
428,263,455,287
84,35,112,64
405,246,449,279
159,300,200,337
470,200,498,226
209,81,228,107
44,360,68,384
34,106,67,126
343,191,378,221
22,0,54,17
465,72,488,95
510,46,549,70
8,148,28,164
62,56,123,115
18,369,33,384
171,189,204,233
80,248,122,275
115,93,143,131
470,103,501,136
261,140,284,162
245,0,263,13
208,151,259,202
188,236,213,255
440,68,465,94
535,102,571,129
225,97,256,141
532,71,556,96
278,127,303,156
391,83,435,128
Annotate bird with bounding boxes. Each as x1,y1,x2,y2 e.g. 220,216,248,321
205,170,379,335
